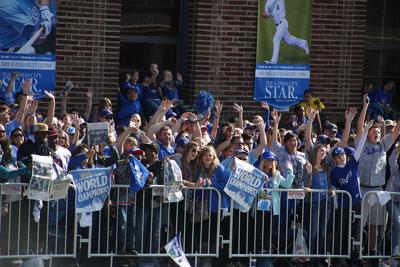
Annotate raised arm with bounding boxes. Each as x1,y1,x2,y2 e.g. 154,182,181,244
252,120,267,158
5,73,17,105
84,88,93,121
146,120,171,141
14,79,30,125
233,103,243,130
147,99,171,128
354,120,374,161
210,100,223,141
44,90,55,127
356,94,369,138
305,107,316,154
390,120,400,143
271,109,281,144
116,121,136,154
260,101,270,131
336,107,358,148
60,90,68,116
70,114,80,147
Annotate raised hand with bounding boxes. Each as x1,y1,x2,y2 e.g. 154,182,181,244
362,94,369,107
21,79,32,95
306,106,316,121
377,115,385,126
215,100,223,117
44,90,55,100
28,100,39,114
271,109,281,125
260,101,270,110
71,113,80,128
345,107,358,122
85,88,93,98
233,103,243,114
176,72,183,82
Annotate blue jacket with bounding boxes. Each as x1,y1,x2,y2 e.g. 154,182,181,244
262,169,295,215
115,100,142,127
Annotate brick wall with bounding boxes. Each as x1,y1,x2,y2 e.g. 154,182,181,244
50,0,121,116
186,0,368,123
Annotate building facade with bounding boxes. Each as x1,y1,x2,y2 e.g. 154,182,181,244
55,0,399,122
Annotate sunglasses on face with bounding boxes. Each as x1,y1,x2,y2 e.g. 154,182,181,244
12,134,23,138
0,130,5,133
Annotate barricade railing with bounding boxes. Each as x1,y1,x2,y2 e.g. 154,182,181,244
359,191,400,259
0,182,77,261
227,189,353,261
87,185,221,263
5,182,400,265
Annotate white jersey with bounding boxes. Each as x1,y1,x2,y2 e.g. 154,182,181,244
265,0,286,24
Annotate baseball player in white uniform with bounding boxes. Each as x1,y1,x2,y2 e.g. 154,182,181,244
262,0,309,64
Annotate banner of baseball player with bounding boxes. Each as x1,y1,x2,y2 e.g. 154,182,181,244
0,0,57,100
254,0,312,110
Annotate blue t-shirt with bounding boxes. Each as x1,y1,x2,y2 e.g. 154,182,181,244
157,141,175,160
142,84,161,101
161,80,182,101
310,170,329,202
115,100,142,127
0,0,41,48
330,158,362,208
375,88,392,106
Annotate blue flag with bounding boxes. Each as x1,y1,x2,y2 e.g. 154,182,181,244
128,156,150,192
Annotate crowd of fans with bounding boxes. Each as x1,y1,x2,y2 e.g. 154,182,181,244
0,64,399,267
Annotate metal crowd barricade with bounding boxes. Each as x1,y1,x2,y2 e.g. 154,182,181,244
227,189,353,262
0,182,77,263
87,184,221,265
359,191,400,260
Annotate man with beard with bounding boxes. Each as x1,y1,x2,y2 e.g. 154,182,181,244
17,123,53,164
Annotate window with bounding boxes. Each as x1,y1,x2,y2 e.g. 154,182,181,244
119,0,186,80
363,0,400,109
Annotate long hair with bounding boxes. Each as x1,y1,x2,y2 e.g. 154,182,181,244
181,141,199,180
310,144,328,173
192,145,220,179
259,159,276,177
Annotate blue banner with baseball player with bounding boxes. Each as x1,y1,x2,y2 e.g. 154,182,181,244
254,0,312,110
71,168,111,213
0,0,57,101
223,159,266,212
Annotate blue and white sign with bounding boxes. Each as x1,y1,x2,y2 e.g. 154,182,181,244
71,168,111,213
224,159,266,212
254,64,309,110
0,0,57,100
164,234,191,267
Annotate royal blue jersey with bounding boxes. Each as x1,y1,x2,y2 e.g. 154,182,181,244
330,158,362,208
0,0,41,49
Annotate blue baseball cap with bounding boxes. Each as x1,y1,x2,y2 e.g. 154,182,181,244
176,137,190,147
261,150,277,161
331,147,346,158
344,147,355,157
99,109,113,117
127,85,140,92
316,134,331,145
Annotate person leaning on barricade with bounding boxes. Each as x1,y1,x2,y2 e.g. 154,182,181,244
253,150,295,266
356,94,400,265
